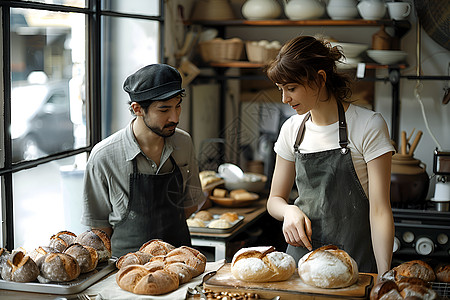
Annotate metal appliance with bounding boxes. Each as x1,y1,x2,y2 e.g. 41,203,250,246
392,150,450,264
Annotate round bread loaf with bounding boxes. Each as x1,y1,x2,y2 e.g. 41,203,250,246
393,260,436,282
371,277,438,300
0,248,11,274
370,280,399,300
231,246,295,282
187,218,206,227
49,231,77,252
37,252,81,282
139,239,175,256
194,210,214,221
165,246,207,277
164,262,194,284
298,245,359,288
75,229,111,262
435,263,450,283
208,219,231,229
220,212,238,222
1,251,39,282
64,243,98,273
116,251,153,269
116,264,179,295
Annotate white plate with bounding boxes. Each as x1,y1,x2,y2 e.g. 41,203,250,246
367,50,408,65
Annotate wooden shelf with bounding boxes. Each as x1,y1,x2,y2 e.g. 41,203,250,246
207,61,407,70
185,19,409,27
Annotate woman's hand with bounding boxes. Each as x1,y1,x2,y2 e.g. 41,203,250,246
282,205,312,250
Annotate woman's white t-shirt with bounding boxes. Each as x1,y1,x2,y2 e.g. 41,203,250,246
274,104,395,197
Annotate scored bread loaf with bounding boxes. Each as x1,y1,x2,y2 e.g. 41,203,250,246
29,246,59,263
231,246,295,282
392,260,436,282
116,251,153,269
36,252,81,283
75,229,111,263
49,230,77,252
116,245,207,295
64,243,98,273
1,250,39,283
0,248,11,275
220,212,239,222
194,210,214,221
298,245,359,289
139,239,175,256
370,278,438,300
435,263,450,283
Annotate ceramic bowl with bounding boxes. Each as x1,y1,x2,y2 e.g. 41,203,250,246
366,50,408,65
330,42,369,58
223,172,267,193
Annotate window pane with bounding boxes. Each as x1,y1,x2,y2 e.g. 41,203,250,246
18,0,86,8
102,0,160,16
13,154,88,250
11,8,87,162
101,16,159,136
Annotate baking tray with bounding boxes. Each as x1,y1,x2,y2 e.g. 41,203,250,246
188,214,244,233
0,258,117,295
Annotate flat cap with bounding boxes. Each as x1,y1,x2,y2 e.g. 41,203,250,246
123,64,185,102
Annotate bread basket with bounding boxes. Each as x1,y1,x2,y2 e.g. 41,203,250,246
246,41,280,64
198,38,244,63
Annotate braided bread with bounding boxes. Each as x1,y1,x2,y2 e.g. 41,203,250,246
298,245,359,288
231,246,295,282
116,245,207,295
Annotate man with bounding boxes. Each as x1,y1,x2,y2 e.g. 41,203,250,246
81,64,205,257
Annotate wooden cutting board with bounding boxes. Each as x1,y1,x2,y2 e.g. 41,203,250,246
204,263,374,300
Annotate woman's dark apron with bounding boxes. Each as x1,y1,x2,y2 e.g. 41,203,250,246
111,155,191,257
287,101,377,273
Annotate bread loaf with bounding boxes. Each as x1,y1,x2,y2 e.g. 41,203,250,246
116,245,207,295
213,188,227,198
1,250,39,282
49,231,77,252
139,239,175,256
194,210,214,221
371,277,438,300
116,251,153,269
37,252,81,283
0,248,11,274
298,245,359,288
220,212,238,222
75,229,111,262
393,260,436,282
187,218,206,227
435,263,450,283
64,243,98,273
229,189,247,198
231,246,295,282
116,264,179,295
208,219,231,229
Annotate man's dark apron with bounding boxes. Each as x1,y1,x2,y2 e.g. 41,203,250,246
287,101,377,273
111,155,191,257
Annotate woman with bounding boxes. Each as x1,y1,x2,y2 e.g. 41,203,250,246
265,36,395,276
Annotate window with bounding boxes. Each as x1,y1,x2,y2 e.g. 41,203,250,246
1,0,164,250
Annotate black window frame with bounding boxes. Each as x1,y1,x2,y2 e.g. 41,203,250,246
0,0,165,250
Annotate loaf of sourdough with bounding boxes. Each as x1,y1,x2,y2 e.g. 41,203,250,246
1,250,39,282
139,239,175,256
392,260,436,282
231,246,295,282
370,278,438,300
49,230,77,252
435,263,450,283
36,252,81,283
64,243,98,273
75,229,111,262
115,245,207,295
116,251,153,269
298,245,359,288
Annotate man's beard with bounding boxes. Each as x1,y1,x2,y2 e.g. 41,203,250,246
143,117,178,138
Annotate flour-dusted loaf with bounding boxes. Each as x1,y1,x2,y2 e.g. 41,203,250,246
231,246,295,282
220,212,239,222
115,244,207,295
187,218,206,227
64,243,98,273
49,230,77,252
75,229,111,263
208,219,231,229
298,245,359,289
0,248,11,275
116,251,153,269
139,239,175,256
194,210,214,221
1,250,39,282
36,252,81,283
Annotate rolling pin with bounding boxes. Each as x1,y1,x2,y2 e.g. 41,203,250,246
408,130,423,156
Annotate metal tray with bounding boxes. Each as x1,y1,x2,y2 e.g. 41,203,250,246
0,258,117,295
188,215,244,233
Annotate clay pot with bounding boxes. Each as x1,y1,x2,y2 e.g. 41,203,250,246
284,0,325,20
390,154,430,207
241,0,282,20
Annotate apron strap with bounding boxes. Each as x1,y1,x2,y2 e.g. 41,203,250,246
294,112,311,153
293,101,349,153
